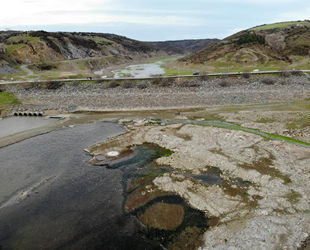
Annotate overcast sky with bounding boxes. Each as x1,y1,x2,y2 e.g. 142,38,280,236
1,0,309,41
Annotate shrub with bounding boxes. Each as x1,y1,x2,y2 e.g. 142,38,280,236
108,80,120,88
279,79,289,85
178,79,200,87
219,79,230,87
291,70,304,76
261,77,275,85
241,71,251,79
158,78,174,87
151,77,162,85
24,82,42,90
137,81,149,89
280,71,291,77
45,81,64,90
122,80,134,88
236,32,265,45
199,74,209,81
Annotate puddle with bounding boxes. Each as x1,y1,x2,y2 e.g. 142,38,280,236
134,195,209,250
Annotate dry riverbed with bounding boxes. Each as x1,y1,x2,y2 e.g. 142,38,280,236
86,117,310,250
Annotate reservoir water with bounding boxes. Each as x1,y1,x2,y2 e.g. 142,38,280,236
0,122,163,250
0,116,56,138
113,61,166,78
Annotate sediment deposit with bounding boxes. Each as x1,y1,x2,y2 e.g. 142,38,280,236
86,119,310,250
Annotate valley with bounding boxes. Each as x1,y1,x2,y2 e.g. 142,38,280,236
0,21,310,250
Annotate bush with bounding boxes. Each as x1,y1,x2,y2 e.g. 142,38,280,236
151,77,162,85
291,70,304,76
137,82,149,89
280,71,291,77
122,80,134,88
241,71,251,79
279,79,289,85
199,74,209,81
108,80,120,88
236,32,265,45
24,82,42,90
45,81,64,90
261,77,275,85
177,79,200,87
219,79,230,87
158,78,174,87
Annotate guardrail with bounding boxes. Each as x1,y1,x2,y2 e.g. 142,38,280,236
1,70,309,86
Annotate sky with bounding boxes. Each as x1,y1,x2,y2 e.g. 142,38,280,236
1,0,309,41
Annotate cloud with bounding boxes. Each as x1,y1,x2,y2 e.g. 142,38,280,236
0,0,110,27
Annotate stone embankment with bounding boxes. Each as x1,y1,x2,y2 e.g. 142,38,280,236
4,75,310,112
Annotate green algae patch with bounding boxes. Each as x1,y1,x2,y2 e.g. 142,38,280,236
187,120,310,148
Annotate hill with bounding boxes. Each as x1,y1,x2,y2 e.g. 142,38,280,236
0,31,218,75
152,39,219,54
180,20,310,72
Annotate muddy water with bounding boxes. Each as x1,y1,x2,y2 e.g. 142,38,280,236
0,122,163,250
113,61,166,78
0,116,57,138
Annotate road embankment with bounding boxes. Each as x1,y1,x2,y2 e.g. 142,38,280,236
3,75,310,112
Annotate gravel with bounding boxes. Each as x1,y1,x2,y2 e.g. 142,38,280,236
6,75,310,112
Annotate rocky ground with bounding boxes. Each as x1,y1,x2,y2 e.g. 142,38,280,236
86,118,310,250
4,75,310,113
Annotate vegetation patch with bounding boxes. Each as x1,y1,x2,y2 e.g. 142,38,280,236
250,21,310,31
235,32,265,45
0,92,19,104
5,44,26,53
84,36,113,45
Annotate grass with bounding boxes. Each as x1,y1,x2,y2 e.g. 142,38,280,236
189,120,310,148
7,35,40,43
250,21,310,31
0,92,19,104
5,44,26,53
161,67,194,76
84,36,113,44
117,72,132,77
